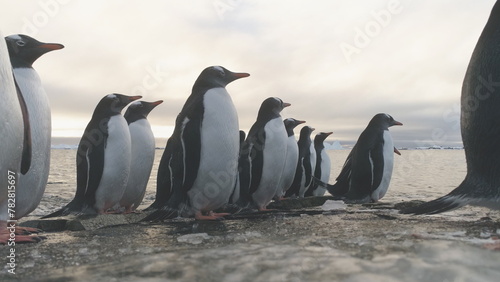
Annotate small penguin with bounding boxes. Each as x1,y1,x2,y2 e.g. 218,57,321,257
43,94,141,217
116,100,163,213
5,34,63,219
144,66,249,220
238,97,290,211
274,118,305,200
285,126,316,198
402,1,500,214
0,32,40,244
323,114,402,203
306,131,333,197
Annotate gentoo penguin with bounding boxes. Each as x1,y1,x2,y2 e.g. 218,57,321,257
43,94,141,217
238,97,290,211
0,31,39,244
116,100,163,213
285,126,316,198
306,132,333,197
274,118,305,200
144,66,249,220
228,130,247,205
322,114,402,203
402,2,500,214
5,34,63,219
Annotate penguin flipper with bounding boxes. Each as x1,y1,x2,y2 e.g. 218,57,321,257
285,157,304,197
15,78,32,174
147,137,176,210
41,199,83,218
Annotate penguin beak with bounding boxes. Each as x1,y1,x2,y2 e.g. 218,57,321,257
228,71,250,83
128,95,142,102
38,43,64,52
393,120,403,126
311,128,316,131
325,132,333,136
283,102,291,108
394,147,401,155
151,100,164,106
297,120,306,124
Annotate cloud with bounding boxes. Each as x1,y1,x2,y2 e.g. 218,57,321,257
3,0,497,147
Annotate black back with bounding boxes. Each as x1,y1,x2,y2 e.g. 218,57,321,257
306,132,332,196
286,126,315,197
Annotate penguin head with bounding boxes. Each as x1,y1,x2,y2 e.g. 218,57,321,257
5,34,64,67
258,97,291,119
194,66,249,89
124,100,163,122
314,132,333,146
284,118,306,130
96,94,142,116
370,113,403,130
299,126,315,140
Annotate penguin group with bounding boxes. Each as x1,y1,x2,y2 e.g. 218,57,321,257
2,1,500,245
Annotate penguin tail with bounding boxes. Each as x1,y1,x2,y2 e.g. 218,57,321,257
141,206,178,222
312,177,344,197
41,206,72,219
400,181,471,215
400,194,468,215
41,200,83,219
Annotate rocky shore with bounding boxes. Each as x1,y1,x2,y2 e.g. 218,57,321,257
2,198,500,281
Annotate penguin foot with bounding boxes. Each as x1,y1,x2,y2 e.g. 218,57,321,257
195,211,228,221
16,226,42,235
258,207,275,212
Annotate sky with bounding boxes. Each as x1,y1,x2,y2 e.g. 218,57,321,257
1,0,497,148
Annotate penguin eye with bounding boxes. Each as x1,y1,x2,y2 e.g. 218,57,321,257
16,41,26,47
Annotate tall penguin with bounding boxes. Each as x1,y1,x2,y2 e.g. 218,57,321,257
285,126,316,198
117,100,163,213
306,131,333,197
238,97,290,210
321,114,402,203
403,2,500,214
145,66,249,220
5,34,63,219
43,94,141,217
274,118,305,200
0,31,38,244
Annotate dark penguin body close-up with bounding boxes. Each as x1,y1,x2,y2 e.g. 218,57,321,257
274,118,305,200
403,2,500,214
43,94,140,217
5,34,63,220
306,131,333,197
322,114,402,203
238,97,290,210
117,100,163,213
145,66,249,220
285,126,316,198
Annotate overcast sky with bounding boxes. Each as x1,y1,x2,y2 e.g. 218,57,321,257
2,0,496,147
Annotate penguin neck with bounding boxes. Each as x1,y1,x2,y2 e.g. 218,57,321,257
9,57,34,69
285,126,295,137
257,109,280,124
314,139,326,150
125,114,146,125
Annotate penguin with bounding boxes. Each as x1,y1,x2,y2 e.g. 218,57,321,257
228,130,247,205
144,66,249,220
274,118,305,200
285,126,316,198
43,94,141,217
321,114,402,203
238,97,291,211
402,2,500,214
116,100,163,213
5,34,63,220
306,131,333,197
0,31,39,244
